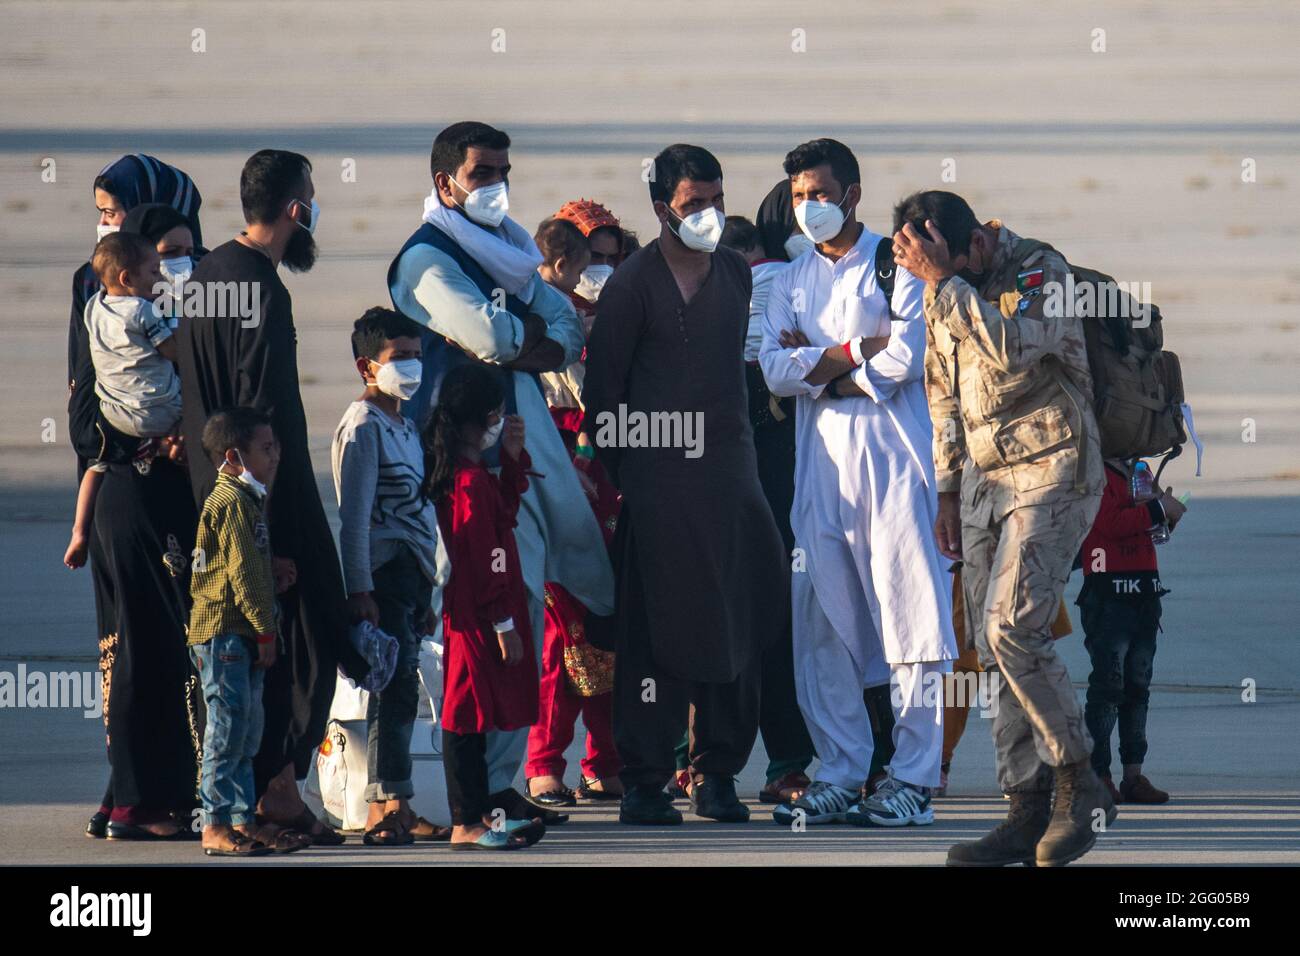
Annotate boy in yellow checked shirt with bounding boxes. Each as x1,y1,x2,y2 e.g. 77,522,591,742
188,407,295,857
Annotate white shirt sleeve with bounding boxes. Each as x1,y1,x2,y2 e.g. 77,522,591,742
131,298,172,348
528,275,585,367
851,265,927,403
759,264,828,399
333,415,379,595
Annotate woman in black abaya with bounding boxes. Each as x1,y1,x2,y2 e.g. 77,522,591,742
70,155,205,839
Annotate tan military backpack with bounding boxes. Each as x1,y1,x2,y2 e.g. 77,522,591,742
1009,238,1187,479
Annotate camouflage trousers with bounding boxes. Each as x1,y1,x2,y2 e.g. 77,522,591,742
961,494,1101,793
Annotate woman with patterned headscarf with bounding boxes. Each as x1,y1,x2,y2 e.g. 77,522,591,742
69,155,206,842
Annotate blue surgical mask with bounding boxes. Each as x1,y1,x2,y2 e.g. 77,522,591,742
784,233,815,260
291,198,320,234
160,256,192,284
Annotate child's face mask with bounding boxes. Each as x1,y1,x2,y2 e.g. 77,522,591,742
372,358,423,400
233,450,268,498
479,418,505,451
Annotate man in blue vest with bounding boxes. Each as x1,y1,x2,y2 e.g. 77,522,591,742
388,122,615,824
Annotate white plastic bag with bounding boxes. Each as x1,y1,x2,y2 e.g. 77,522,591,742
303,637,450,829
303,718,370,830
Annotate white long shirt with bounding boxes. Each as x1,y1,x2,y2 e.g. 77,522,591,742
760,226,956,664
745,259,787,362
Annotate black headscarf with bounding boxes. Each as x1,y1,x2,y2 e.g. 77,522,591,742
755,179,795,261
121,203,192,246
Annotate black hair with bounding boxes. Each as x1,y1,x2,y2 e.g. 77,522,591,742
92,175,119,202
201,407,273,467
421,364,506,503
91,231,154,285
120,203,190,245
648,144,723,205
430,121,511,180
351,306,425,361
534,217,589,267
891,190,981,258
240,149,311,225
782,138,861,194
588,224,623,248
720,215,760,254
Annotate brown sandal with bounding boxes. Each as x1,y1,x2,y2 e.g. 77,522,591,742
759,771,811,805
204,830,271,857
363,811,414,847
254,824,310,854
405,815,452,842
281,808,347,847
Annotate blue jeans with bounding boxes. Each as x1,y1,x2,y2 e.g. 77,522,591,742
365,547,432,802
190,634,264,827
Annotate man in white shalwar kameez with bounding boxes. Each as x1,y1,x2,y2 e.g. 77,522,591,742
760,139,957,827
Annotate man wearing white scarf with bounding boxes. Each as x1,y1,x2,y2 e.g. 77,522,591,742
388,123,614,821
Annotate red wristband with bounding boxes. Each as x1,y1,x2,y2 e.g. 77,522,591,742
841,340,855,362
256,632,275,645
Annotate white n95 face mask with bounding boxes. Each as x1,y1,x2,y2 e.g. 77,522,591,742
453,178,509,228
783,233,816,260
96,223,119,243
374,358,423,400
795,196,849,245
480,417,505,450
670,205,724,253
575,264,615,302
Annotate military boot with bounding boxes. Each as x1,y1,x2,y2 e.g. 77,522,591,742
946,790,1051,866
1036,758,1118,867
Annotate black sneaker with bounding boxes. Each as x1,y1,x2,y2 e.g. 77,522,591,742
691,774,750,822
620,784,684,825
85,811,109,839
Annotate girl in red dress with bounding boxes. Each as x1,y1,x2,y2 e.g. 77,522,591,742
423,364,542,851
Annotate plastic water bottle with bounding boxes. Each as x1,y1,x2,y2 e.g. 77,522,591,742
1130,460,1154,501
1130,461,1170,545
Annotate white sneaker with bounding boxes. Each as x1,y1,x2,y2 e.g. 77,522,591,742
772,780,858,825
847,773,934,827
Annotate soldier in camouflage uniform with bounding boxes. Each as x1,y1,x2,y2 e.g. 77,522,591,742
891,190,1116,867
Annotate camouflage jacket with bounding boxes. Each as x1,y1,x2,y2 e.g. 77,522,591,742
922,221,1102,525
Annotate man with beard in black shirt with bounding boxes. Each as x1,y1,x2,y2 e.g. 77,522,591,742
175,149,368,847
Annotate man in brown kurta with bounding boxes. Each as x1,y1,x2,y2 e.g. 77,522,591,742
583,144,787,825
